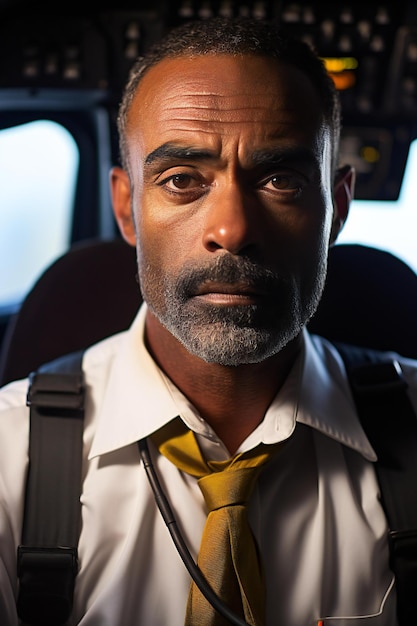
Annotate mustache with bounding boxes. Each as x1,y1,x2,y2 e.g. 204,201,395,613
174,255,286,298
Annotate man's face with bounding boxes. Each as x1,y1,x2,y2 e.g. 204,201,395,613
124,54,335,366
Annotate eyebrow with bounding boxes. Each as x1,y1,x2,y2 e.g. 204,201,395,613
250,146,318,168
143,142,319,171
144,143,217,167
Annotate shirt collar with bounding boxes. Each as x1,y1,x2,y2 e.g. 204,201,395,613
88,304,182,459
89,304,376,462
296,331,377,461
235,330,376,461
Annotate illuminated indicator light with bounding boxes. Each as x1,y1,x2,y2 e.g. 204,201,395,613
328,70,356,90
321,57,359,72
361,146,380,163
321,58,358,91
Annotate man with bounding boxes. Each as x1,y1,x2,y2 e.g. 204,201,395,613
1,16,416,626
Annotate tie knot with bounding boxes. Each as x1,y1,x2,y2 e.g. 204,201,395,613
198,466,262,512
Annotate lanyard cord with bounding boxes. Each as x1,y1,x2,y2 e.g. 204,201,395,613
138,438,250,626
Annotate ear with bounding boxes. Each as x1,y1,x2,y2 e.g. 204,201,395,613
330,164,355,245
110,166,136,246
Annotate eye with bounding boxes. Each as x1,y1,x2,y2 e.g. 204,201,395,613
156,170,208,199
164,173,195,190
260,171,306,198
268,175,296,190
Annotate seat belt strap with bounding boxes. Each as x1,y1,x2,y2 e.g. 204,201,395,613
335,342,417,625
17,350,85,626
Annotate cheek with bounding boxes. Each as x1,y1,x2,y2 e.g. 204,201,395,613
137,193,206,264
269,197,332,276
135,206,193,283
297,211,334,285
269,199,327,245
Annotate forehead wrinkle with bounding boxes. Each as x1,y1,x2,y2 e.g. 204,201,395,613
161,118,291,129
167,104,282,113
156,100,322,130
153,85,276,102
156,117,317,140
159,101,288,117
157,105,306,129
154,89,288,117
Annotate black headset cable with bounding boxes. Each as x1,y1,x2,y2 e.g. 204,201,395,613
138,438,249,626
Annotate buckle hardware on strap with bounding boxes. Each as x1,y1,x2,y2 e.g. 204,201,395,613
27,372,84,412
17,545,78,576
17,546,78,625
348,360,407,395
388,528,417,624
389,528,417,551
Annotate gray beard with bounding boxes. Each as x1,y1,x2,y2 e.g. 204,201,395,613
151,293,304,366
140,254,326,366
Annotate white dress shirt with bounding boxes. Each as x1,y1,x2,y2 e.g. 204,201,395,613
1,303,417,626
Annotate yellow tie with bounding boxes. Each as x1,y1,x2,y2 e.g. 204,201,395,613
152,419,280,626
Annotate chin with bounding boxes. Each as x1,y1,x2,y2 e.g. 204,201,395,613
174,320,302,367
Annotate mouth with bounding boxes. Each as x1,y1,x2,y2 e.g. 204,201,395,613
192,281,268,306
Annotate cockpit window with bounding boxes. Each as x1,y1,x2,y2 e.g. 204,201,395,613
0,119,78,311
338,137,417,274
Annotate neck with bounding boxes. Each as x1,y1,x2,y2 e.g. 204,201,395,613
145,311,303,454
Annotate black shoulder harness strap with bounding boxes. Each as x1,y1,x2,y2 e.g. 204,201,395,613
17,350,85,626
335,341,417,625
17,343,417,625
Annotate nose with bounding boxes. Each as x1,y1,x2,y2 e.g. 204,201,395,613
202,183,260,255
